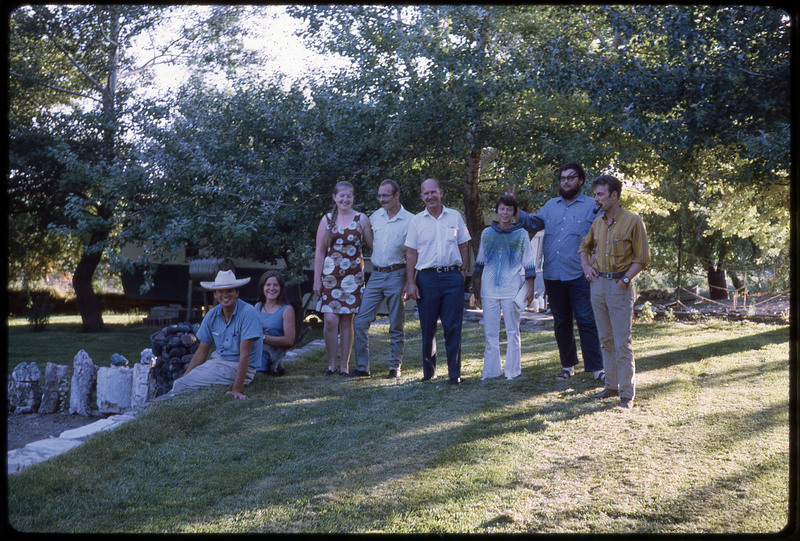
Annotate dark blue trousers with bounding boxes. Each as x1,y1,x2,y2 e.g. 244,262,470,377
416,270,464,380
544,277,604,372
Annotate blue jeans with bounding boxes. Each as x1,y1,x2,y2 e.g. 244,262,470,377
544,277,603,372
353,268,406,372
416,269,464,380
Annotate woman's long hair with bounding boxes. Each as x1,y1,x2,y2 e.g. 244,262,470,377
257,270,288,307
323,181,355,248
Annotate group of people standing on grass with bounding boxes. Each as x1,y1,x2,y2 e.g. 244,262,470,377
168,162,650,409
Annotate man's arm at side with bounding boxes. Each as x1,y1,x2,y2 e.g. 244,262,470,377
228,338,255,399
403,247,419,299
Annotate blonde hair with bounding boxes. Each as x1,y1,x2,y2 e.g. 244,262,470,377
323,181,355,247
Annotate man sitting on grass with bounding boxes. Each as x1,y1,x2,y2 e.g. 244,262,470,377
169,270,263,400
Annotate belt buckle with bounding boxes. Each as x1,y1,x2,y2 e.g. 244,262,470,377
604,272,614,280
436,266,446,273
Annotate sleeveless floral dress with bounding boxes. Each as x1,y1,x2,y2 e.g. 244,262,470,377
316,214,365,314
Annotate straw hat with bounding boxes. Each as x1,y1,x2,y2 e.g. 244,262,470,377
200,270,250,290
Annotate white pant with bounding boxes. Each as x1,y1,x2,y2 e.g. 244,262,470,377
170,352,256,394
481,297,522,379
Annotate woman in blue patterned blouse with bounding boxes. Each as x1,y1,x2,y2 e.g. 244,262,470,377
474,194,537,379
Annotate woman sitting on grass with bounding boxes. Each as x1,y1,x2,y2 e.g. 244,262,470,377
254,270,295,376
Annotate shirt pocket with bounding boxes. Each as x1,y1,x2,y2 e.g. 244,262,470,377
446,226,459,244
566,215,590,237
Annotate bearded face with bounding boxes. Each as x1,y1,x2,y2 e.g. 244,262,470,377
559,181,582,201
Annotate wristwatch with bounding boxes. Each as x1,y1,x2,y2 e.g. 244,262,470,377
621,276,630,286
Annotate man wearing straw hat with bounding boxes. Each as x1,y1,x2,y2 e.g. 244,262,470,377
170,269,263,399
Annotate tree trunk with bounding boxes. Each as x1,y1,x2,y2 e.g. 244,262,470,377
699,253,729,301
72,249,106,332
463,146,484,304
707,269,729,300
463,147,483,264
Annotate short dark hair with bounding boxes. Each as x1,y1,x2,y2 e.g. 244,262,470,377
257,270,288,306
380,179,400,195
495,194,519,214
559,162,586,185
591,175,622,198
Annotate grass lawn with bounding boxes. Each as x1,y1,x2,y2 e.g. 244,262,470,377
6,316,792,534
6,314,323,374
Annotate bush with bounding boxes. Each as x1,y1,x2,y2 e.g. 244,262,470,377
25,292,55,331
637,301,655,323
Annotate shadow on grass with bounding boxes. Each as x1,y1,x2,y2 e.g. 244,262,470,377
6,321,791,533
636,326,789,373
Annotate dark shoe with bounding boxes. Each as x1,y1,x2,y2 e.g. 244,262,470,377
421,374,437,381
592,389,619,399
351,369,371,377
339,370,350,377
449,377,461,385
555,368,574,380
388,369,401,378
323,368,337,376
618,398,633,409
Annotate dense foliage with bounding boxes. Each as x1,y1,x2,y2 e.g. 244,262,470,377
7,5,792,325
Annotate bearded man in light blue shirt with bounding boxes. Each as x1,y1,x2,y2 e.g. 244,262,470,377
512,163,605,383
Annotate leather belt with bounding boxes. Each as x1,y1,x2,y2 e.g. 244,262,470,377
599,271,626,280
373,263,404,273
420,265,460,273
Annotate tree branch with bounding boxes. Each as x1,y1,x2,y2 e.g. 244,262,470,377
42,28,106,94
8,70,100,102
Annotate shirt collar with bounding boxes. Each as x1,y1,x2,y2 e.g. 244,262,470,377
605,205,624,222
558,192,591,206
422,205,449,219
383,204,409,222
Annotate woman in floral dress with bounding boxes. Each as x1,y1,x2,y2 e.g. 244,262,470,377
313,181,373,375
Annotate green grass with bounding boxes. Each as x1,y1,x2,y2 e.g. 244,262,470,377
7,315,323,374
6,317,791,534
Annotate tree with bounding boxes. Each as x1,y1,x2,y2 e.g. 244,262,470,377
285,5,790,299
569,5,791,295
8,5,251,330
287,5,606,258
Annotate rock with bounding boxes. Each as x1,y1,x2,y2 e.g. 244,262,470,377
12,362,41,383
97,366,133,414
110,353,129,367
69,350,98,416
140,348,156,365
131,362,155,407
39,362,71,414
8,379,41,414
167,346,187,359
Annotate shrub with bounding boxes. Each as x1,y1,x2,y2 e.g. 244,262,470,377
25,292,55,331
638,301,655,323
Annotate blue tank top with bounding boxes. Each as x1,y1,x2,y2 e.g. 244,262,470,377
254,303,288,337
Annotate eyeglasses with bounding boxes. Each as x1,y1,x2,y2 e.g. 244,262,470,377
559,174,579,182
376,192,397,200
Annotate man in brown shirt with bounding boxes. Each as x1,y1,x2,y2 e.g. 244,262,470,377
579,175,650,409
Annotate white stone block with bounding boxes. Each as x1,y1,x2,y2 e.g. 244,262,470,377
130,362,155,408
59,418,118,440
97,366,133,414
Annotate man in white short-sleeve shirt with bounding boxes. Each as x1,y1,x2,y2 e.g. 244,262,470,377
352,179,413,378
404,178,471,385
